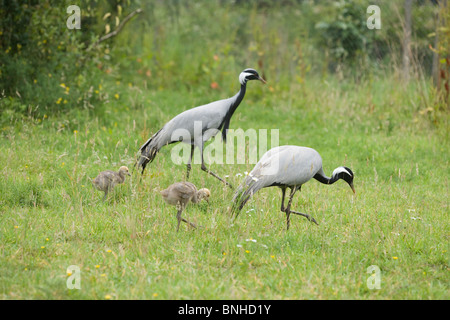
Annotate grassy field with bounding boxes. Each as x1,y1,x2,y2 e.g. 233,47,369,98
0,71,448,300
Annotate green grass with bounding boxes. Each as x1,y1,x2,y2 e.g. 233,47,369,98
0,74,448,300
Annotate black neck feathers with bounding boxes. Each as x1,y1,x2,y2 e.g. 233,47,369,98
313,172,336,185
220,83,246,142
314,167,353,185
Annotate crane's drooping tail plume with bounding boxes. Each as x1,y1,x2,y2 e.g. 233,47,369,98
136,129,163,174
231,174,265,219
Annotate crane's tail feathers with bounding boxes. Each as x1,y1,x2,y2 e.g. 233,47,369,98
231,178,263,219
231,186,245,219
136,147,158,174
136,129,163,174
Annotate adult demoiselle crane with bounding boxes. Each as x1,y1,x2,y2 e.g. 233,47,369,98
136,68,266,188
232,146,355,230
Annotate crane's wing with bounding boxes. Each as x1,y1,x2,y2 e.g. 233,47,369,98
171,182,196,199
98,171,117,181
93,171,119,190
252,146,323,186
164,99,231,138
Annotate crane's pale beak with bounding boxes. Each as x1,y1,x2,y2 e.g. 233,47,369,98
349,182,356,194
258,76,267,84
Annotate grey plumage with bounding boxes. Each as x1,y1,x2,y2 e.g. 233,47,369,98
160,182,211,232
92,166,131,201
232,146,355,230
137,68,266,188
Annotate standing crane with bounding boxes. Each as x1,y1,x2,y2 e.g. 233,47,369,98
232,145,355,230
136,68,266,188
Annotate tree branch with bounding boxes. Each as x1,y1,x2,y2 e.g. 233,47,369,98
88,8,143,50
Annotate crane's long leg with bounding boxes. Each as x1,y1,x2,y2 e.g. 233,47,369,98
280,187,287,212
176,209,182,232
199,146,233,189
289,210,319,225
181,217,198,229
186,144,195,179
281,186,318,226
284,186,299,230
103,187,112,202
176,208,198,232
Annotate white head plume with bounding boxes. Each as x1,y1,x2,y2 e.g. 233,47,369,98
239,72,253,85
332,166,352,178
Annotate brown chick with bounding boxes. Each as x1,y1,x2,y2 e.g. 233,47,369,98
92,166,131,201
160,182,210,232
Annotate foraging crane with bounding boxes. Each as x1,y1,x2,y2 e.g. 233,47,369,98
136,68,266,188
160,182,210,232
92,166,131,201
232,146,355,230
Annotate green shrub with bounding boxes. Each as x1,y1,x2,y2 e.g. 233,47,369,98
0,0,135,117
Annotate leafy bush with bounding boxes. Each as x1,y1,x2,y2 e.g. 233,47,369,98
0,0,442,119
0,0,134,117
315,0,369,64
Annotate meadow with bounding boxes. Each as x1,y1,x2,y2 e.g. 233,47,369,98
0,73,448,299
0,1,448,300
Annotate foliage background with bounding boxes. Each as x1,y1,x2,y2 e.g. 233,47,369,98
1,0,446,117
0,0,448,300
